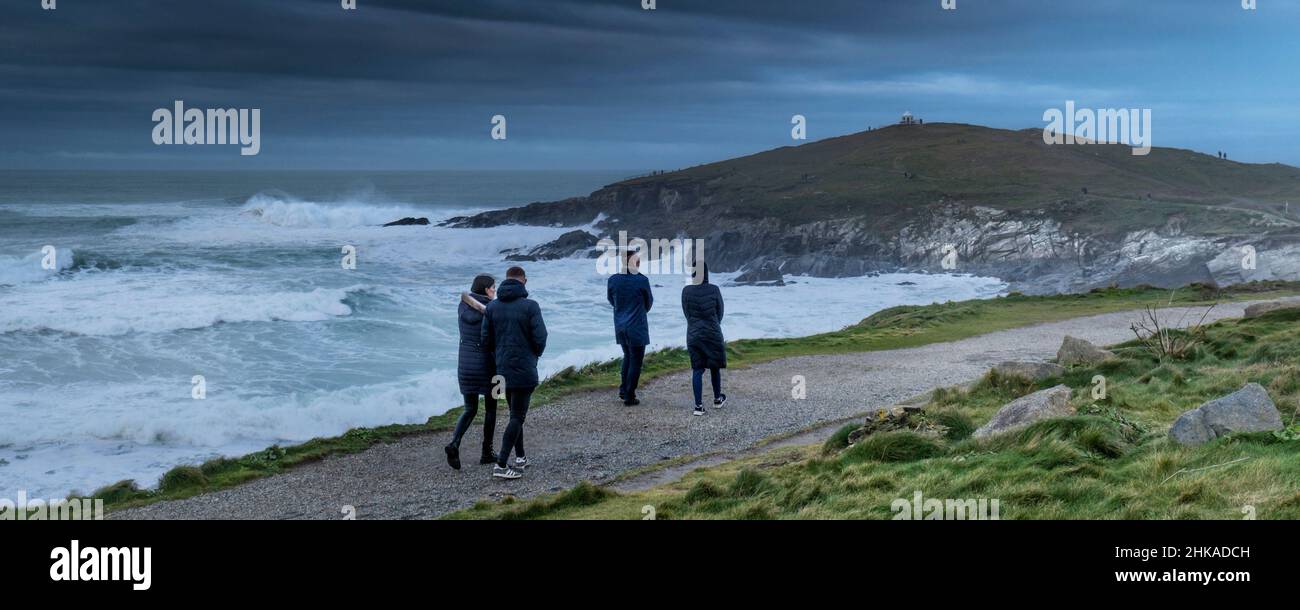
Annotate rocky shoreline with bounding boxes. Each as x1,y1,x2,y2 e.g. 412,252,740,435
440,194,1300,293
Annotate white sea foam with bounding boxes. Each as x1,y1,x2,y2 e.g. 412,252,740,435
0,272,370,335
0,247,74,286
239,192,429,229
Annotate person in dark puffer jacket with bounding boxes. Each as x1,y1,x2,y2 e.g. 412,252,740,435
481,266,547,480
445,274,523,470
681,263,726,416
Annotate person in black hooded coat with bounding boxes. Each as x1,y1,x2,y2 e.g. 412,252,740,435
681,263,726,415
445,274,523,470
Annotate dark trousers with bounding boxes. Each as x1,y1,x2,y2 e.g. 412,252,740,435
691,367,721,406
497,387,533,467
619,344,646,399
450,393,522,457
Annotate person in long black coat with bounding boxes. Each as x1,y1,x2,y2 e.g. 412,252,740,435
481,266,548,479
444,274,521,470
681,263,726,416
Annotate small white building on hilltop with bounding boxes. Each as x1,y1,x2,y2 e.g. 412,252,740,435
900,111,920,125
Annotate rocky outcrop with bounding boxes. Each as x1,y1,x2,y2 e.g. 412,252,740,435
503,230,601,261
1207,243,1300,286
1243,300,1300,318
993,361,1065,382
733,261,785,286
972,385,1075,439
1168,383,1283,446
383,217,430,226
1056,336,1115,366
449,193,1300,294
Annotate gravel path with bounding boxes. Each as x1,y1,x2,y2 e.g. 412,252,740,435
113,300,1279,520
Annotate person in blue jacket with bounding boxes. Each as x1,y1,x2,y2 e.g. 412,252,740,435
607,248,653,406
481,266,547,480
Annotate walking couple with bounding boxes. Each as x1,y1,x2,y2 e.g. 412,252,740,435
445,265,546,480
607,248,727,416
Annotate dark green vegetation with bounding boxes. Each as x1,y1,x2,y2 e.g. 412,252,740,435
454,286,1300,520
624,123,1300,235
89,282,1300,513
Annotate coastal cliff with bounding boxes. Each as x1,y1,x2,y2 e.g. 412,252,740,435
444,123,1300,293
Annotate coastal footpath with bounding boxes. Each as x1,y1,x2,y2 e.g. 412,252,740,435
112,287,1298,519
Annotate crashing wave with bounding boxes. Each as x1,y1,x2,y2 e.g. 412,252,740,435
0,247,75,286
239,192,428,229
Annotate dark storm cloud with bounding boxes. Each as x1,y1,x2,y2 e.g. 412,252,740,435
1,0,1296,169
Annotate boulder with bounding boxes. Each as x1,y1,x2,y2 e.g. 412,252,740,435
993,361,1065,382
1056,336,1115,366
1244,300,1300,319
1168,383,1283,446
504,230,600,261
733,261,785,286
972,385,1075,439
382,217,430,226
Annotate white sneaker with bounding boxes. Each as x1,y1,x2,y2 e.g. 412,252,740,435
492,465,522,480
713,394,727,409
514,456,529,469
693,405,705,416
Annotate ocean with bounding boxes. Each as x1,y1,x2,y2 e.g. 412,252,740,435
0,170,1008,499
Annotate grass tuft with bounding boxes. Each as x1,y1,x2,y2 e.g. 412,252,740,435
158,466,208,493
730,469,773,498
821,423,859,455
842,431,945,464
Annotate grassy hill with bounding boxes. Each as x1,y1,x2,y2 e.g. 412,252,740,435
618,122,1300,234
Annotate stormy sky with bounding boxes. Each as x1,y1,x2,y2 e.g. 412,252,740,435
2,0,1297,170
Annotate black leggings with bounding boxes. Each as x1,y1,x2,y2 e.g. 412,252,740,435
497,387,533,467
450,393,522,457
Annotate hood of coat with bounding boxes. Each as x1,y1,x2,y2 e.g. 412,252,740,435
496,278,529,302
